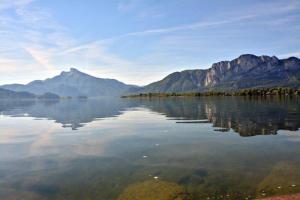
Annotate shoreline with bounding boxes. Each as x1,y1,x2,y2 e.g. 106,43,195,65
122,88,300,98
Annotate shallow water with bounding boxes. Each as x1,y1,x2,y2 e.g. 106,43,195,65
0,97,300,200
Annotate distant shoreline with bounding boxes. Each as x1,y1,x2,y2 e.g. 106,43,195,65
121,88,300,98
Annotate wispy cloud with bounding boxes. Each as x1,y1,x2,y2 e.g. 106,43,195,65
121,0,292,36
0,0,34,11
0,0,76,82
0,0,299,85
91,0,300,43
23,46,56,71
128,16,255,36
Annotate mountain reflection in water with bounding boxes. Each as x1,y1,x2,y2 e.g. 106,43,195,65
1,96,299,136
0,97,300,200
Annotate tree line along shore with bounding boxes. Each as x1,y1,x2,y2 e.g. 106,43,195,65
121,88,300,98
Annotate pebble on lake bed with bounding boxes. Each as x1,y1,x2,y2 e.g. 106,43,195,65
154,176,159,180
291,184,296,187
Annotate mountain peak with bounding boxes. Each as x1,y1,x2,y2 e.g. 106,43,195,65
70,67,80,73
237,54,258,59
236,54,280,63
1,67,132,97
234,54,259,62
60,67,84,76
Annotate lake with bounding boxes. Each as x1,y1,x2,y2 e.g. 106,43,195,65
0,96,300,200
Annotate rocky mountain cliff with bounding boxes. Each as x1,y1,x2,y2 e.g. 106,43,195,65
138,54,300,93
1,68,133,97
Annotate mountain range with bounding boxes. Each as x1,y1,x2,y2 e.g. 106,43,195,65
1,54,300,97
137,54,300,93
1,68,134,97
0,88,36,99
0,88,60,99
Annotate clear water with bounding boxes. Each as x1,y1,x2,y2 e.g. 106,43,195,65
0,97,300,200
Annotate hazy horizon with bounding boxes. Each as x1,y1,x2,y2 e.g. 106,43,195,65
1,54,298,87
1,0,300,85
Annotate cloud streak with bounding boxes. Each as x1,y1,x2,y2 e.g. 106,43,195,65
0,0,34,11
114,0,300,38
0,0,299,85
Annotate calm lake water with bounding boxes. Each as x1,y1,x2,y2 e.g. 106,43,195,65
0,97,300,200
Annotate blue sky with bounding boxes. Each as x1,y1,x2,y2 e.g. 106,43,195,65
0,0,299,85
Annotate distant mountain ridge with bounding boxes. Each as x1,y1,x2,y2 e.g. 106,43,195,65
135,54,300,93
1,68,133,97
1,54,300,97
0,88,36,99
0,88,60,99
